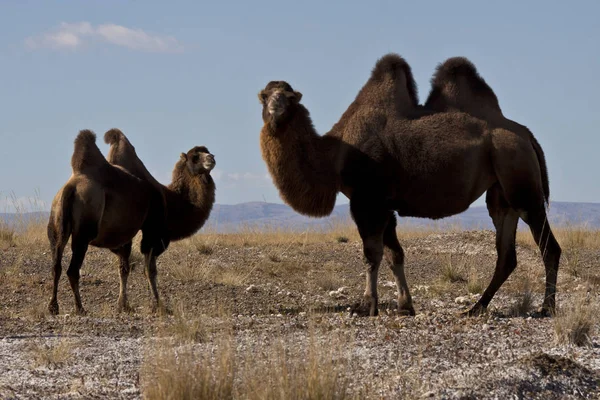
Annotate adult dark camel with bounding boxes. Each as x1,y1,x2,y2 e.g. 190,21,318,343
258,53,561,317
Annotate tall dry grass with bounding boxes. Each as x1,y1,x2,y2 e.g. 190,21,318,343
554,293,598,347
516,225,600,251
0,190,48,247
142,333,353,400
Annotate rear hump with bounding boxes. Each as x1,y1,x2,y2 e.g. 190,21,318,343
71,130,108,173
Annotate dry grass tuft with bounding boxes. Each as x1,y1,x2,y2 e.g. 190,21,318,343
318,261,345,292
244,338,350,400
189,236,216,255
509,291,535,317
517,226,600,251
165,258,213,282
30,339,73,369
336,236,349,243
160,304,209,344
508,272,535,317
142,334,351,400
467,271,484,295
554,294,597,347
0,222,16,249
143,340,234,400
440,254,467,283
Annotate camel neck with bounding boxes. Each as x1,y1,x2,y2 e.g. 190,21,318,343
260,106,339,217
166,167,215,241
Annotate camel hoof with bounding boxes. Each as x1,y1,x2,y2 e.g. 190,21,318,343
370,306,379,317
48,302,59,316
75,308,87,316
349,299,378,317
152,301,172,316
533,307,554,318
117,302,133,314
398,306,416,317
462,304,486,317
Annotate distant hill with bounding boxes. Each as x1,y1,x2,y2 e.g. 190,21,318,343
204,201,600,232
2,201,599,232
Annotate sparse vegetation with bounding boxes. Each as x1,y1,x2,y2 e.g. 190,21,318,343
517,226,600,251
1,214,599,398
554,294,597,347
318,261,345,292
160,303,209,344
190,236,216,255
0,223,15,249
440,254,467,283
336,236,349,243
30,340,73,369
142,334,350,400
467,271,484,294
142,340,234,400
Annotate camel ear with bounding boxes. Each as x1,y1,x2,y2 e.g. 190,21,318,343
293,91,302,102
180,152,187,162
258,91,267,104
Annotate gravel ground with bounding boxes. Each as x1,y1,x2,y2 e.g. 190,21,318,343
1,229,599,399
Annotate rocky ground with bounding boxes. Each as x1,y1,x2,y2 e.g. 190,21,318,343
0,228,599,399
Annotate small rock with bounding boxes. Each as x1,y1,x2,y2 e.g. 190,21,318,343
482,324,490,331
245,284,258,293
454,296,470,305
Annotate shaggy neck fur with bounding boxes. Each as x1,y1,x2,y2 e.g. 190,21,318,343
166,160,216,241
260,105,339,217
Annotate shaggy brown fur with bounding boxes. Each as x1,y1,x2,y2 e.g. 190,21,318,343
259,53,561,317
47,130,170,315
424,56,550,203
104,128,216,242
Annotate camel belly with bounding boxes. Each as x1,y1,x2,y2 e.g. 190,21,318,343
91,194,149,249
388,172,495,219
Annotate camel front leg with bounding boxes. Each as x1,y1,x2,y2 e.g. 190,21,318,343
350,195,388,317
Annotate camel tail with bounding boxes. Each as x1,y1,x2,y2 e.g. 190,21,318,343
48,185,75,251
530,135,550,206
71,129,107,173
104,128,125,146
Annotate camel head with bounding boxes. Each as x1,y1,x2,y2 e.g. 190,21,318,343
258,81,303,124
180,146,215,175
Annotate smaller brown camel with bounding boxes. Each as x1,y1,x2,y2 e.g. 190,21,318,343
258,53,561,317
47,130,170,315
104,128,216,242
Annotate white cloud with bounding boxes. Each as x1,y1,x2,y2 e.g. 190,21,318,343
25,22,183,53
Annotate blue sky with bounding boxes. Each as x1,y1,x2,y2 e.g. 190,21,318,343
1,0,599,212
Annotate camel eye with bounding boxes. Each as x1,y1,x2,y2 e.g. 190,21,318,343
191,155,199,163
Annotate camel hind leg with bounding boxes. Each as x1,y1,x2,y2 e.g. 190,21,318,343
467,184,519,316
47,220,69,315
521,208,561,315
66,220,98,315
489,137,562,316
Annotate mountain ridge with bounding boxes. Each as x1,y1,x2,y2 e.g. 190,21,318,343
3,201,598,232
